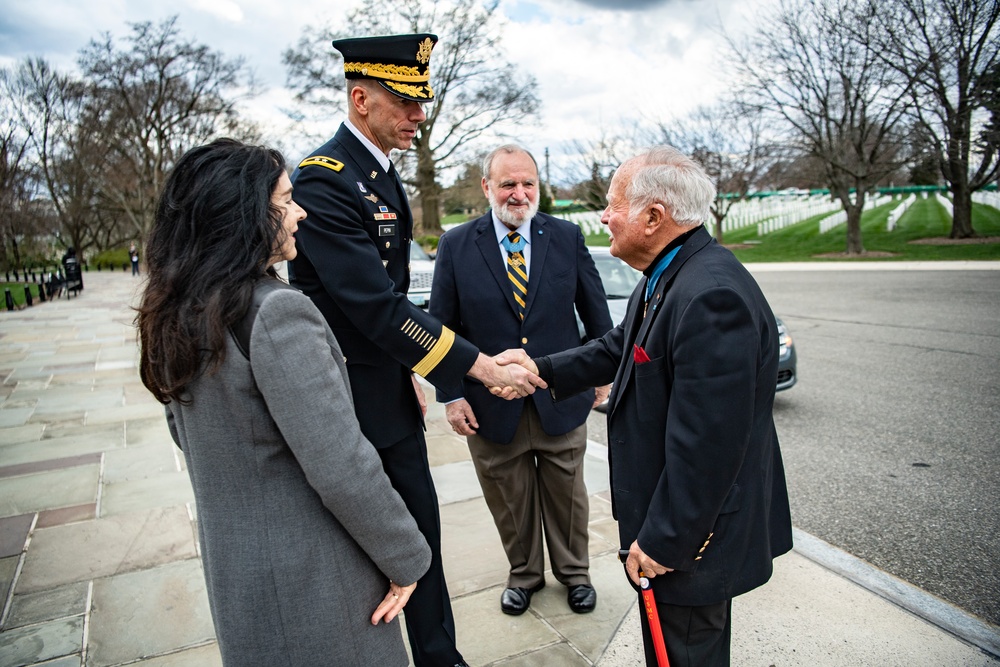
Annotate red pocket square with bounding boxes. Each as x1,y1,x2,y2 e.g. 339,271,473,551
633,344,651,364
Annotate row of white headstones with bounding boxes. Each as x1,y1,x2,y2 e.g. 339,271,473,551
565,190,973,238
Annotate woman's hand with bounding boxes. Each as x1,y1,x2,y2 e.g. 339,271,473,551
371,580,417,625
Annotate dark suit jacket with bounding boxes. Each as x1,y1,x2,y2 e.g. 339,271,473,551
289,124,478,448
429,212,613,444
541,226,793,606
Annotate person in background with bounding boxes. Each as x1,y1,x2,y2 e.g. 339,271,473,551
430,144,613,617
129,242,140,276
137,138,431,666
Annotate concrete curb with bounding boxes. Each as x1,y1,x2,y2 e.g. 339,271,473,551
793,527,1000,658
746,260,1000,271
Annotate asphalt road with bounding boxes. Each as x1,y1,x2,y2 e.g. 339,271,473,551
586,267,1000,626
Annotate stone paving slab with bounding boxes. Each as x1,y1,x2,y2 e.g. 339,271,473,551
87,559,214,667
493,641,591,666
26,657,79,667
0,467,99,518
83,404,165,427
0,514,34,557
122,417,171,449
5,581,89,631
98,472,194,517
0,425,44,446
440,496,518,597
443,588,562,667
0,427,121,467
0,557,17,615
131,644,221,667
35,504,96,530
527,552,636,664
0,410,34,429
0,614,83,667
17,507,197,594
101,445,178,485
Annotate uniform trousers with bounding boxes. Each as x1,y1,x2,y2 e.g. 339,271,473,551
377,430,463,667
637,597,731,667
467,400,590,589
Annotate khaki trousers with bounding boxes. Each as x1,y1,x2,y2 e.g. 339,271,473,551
467,400,590,589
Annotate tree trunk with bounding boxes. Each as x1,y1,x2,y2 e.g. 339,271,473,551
831,186,865,255
949,185,975,238
712,210,725,245
845,203,864,255
415,144,442,236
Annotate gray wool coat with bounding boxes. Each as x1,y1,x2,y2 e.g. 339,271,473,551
166,282,431,667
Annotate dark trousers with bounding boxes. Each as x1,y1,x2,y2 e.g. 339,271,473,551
638,596,731,667
377,430,462,667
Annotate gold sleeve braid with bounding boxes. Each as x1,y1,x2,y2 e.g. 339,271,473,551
404,319,456,376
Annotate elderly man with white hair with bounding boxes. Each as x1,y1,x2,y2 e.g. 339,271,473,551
500,146,793,666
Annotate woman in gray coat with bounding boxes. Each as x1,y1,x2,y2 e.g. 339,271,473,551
137,139,431,666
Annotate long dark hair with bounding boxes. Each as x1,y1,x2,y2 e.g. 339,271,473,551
137,138,287,404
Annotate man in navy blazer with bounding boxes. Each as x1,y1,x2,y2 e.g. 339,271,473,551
501,146,792,666
430,145,613,616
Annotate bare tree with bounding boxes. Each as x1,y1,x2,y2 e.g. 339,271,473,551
867,0,999,237
733,0,912,254
282,0,540,234
0,78,36,274
4,58,109,261
566,130,638,211
79,16,257,240
654,100,773,244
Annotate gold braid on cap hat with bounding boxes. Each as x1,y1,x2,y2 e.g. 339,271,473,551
344,62,429,82
384,81,433,99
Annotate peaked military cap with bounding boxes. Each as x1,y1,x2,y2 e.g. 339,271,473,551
332,33,438,102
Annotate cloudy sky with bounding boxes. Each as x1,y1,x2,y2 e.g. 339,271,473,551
0,0,763,184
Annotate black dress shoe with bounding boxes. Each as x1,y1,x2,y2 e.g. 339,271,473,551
500,581,545,615
567,583,597,613
452,662,470,667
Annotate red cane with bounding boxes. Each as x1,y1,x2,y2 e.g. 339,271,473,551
621,550,670,667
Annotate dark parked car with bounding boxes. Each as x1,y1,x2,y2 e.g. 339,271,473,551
586,246,796,411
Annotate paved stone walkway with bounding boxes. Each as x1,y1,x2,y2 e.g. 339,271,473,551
1,271,997,666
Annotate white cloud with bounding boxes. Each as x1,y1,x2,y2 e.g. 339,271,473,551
1,0,770,184
186,0,245,23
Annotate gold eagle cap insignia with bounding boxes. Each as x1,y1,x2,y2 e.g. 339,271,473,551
416,38,434,64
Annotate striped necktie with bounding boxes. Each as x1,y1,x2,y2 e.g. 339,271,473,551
502,231,528,320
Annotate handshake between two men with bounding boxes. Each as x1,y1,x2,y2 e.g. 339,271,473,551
469,349,542,400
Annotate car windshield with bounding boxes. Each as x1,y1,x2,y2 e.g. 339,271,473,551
410,243,430,261
593,253,642,298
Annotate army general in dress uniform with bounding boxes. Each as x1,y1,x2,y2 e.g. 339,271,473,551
288,34,543,667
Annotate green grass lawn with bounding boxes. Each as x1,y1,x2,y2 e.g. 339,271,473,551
724,198,1000,262
576,198,1000,261
1,282,43,309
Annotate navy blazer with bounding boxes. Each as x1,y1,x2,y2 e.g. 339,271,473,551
430,212,613,444
289,124,479,448
542,226,793,606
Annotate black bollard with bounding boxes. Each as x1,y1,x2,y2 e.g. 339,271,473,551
38,281,46,302
4,272,9,282
24,285,32,307
5,288,14,311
